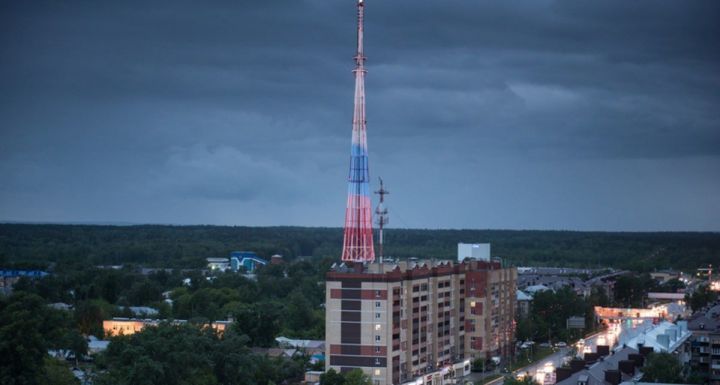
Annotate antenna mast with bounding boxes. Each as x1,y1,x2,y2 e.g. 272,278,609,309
375,177,389,261
341,0,375,263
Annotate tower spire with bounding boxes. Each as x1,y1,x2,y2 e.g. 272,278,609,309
342,0,375,263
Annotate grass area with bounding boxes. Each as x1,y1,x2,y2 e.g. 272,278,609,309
480,374,502,384
510,346,556,371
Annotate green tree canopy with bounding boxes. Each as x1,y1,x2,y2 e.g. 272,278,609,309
642,352,684,383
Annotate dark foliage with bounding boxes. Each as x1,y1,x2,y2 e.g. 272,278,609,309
1,224,718,271
0,293,86,385
95,323,304,385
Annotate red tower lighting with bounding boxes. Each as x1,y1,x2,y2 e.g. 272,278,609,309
341,0,375,263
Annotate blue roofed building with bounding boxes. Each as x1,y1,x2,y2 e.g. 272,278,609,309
1,269,50,295
230,251,267,273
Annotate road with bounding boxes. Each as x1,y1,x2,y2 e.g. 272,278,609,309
460,319,656,385
463,348,569,385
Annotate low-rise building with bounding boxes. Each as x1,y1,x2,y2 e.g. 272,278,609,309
555,346,643,385
650,271,681,284
103,318,231,337
230,251,267,273
517,290,532,318
206,258,230,272
0,269,49,295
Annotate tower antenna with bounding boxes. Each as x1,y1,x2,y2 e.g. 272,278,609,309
341,0,375,263
375,177,389,262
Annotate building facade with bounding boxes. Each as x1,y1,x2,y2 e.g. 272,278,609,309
325,259,516,385
686,303,720,384
103,318,231,337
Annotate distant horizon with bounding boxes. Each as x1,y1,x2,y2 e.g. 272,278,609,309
1,219,718,234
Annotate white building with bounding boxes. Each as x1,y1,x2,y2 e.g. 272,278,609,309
457,243,491,261
206,257,230,272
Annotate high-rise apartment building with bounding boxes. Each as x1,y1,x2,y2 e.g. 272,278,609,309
325,259,517,385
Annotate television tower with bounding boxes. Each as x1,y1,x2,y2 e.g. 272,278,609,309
375,177,389,261
341,0,375,263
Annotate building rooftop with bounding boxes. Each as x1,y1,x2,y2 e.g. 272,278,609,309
618,321,690,353
127,306,159,317
517,290,532,301
0,269,49,278
327,258,506,280
556,347,639,385
524,284,551,294
687,302,720,332
275,336,325,349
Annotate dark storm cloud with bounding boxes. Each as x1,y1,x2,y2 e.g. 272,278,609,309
1,0,718,230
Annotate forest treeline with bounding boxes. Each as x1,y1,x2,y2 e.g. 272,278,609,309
1,224,718,271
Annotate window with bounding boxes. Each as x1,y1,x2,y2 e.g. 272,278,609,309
375,346,381,353
374,369,381,376
375,324,382,331
375,335,381,342
375,290,381,298
375,312,381,319
375,301,381,308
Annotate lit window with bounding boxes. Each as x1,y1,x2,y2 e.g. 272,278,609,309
470,301,476,307
375,324,381,331
374,369,381,376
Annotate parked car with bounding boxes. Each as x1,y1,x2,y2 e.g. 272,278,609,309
555,341,567,348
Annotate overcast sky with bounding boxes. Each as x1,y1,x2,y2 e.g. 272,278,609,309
1,0,718,231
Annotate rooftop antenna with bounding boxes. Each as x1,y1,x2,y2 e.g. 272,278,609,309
375,177,389,263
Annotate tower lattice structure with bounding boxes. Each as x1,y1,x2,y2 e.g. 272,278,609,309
342,0,375,263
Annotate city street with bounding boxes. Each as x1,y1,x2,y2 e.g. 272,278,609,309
460,319,657,385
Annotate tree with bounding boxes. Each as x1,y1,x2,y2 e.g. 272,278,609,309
320,369,371,385
285,290,315,334
0,293,48,385
659,278,685,293
320,368,344,385
343,369,372,385
59,329,88,366
642,352,683,383
515,317,536,342
97,322,302,385
686,284,718,312
0,292,86,385
75,300,115,337
37,357,79,385
472,357,485,372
